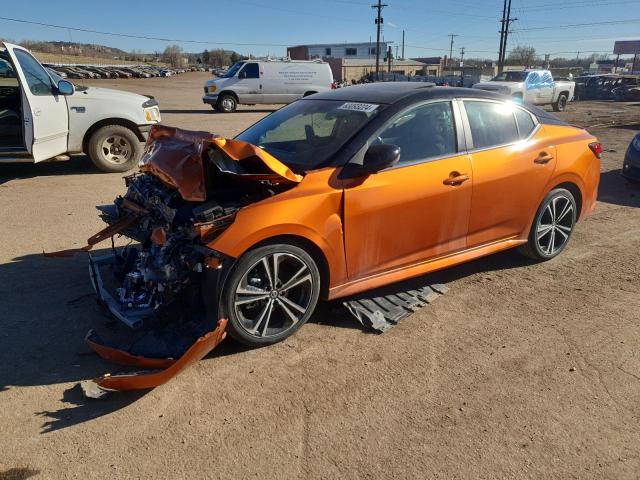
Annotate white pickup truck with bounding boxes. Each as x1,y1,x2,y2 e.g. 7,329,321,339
472,69,575,112
0,42,161,172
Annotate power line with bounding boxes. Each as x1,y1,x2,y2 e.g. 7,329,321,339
0,16,293,47
512,18,640,31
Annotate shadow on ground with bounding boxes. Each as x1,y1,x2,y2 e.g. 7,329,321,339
598,169,640,208
0,155,101,185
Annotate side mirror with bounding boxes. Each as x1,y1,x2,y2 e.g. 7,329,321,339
238,70,247,79
57,80,74,96
362,144,401,173
340,144,401,179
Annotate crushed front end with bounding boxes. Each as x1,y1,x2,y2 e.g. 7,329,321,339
55,125,301,397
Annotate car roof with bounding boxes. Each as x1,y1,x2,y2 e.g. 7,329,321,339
308,82,506,104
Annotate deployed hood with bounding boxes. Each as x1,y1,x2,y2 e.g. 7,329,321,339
139,125,302,202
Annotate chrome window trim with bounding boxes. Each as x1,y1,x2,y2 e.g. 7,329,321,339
456,98,540,154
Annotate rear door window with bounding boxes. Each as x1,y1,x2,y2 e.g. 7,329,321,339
463,100,519,149
375,101,457,165
514,108,537,139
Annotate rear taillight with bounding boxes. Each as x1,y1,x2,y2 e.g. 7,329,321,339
589,142,602,159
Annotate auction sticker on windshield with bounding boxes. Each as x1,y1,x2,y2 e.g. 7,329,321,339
338,102,379,113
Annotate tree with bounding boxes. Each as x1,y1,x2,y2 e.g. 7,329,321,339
202,49,210,65
230,51,242,64
507,45,536,68
162,44,183,68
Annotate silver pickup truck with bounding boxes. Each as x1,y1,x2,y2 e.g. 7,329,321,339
473,69,575,112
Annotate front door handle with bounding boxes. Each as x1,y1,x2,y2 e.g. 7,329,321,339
443,172,470,186
534,152,554,164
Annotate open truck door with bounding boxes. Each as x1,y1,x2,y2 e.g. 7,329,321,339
4,42,69,161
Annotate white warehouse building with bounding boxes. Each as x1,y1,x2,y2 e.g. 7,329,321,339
287,42,391,60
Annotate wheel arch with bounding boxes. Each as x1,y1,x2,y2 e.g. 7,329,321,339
552,181,583,219
218,90,239,102
248,234,331,300
82,118,144,153
303,91,318,97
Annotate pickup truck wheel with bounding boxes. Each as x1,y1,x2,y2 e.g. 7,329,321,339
553,93,568,112
88,125,141,172
216,94,237,113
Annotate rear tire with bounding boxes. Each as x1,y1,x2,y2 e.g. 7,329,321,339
87,125,141,172
519,188,577,261
220,244,321,347
553,93,568,112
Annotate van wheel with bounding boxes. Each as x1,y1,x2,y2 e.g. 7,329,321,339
553,94,568,112
87,125,141,172
216,94,237,113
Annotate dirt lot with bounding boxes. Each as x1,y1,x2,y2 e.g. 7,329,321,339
1,72,639,479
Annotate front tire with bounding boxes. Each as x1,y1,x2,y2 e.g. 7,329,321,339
216,94,237,113
220,244,321,346
553,93,568,112
87,125,141,172
519,188,577,261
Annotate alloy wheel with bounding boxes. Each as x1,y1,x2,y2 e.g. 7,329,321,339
233,252,315,339
535,194,574,256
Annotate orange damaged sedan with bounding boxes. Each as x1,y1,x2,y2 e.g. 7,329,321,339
87,83,601,351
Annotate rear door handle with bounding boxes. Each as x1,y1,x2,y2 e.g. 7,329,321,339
534,152,554,164
443,172,470,186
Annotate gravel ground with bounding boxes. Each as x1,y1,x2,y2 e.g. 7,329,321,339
1,73,639,479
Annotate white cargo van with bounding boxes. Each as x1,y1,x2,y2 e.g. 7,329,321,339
203,59,333,113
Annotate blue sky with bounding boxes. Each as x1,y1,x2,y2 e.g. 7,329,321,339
1,0,639,60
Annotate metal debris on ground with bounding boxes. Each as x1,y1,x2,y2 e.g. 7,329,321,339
343,284,449,333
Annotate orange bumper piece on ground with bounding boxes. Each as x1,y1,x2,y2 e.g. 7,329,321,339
81,319,227,398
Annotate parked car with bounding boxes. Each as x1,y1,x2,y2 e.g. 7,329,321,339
0,42,161,172
203,59,333,112
622,131,640,182
86,82,600,352
473,69,575,111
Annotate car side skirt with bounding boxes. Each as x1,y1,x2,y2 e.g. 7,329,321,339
328,236,527,300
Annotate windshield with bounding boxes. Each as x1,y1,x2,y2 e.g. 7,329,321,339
223,62,245,78
492,71,528,82
235,99,381,172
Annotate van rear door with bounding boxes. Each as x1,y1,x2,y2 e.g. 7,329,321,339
5,43,69,161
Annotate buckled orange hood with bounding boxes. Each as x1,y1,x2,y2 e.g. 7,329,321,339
139,125,302,202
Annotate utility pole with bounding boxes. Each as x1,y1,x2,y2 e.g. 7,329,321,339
498,0,507,72
499,0,516,70
402,30,405,60
448,34,458,78
372,0,388,81
459,47,465,86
